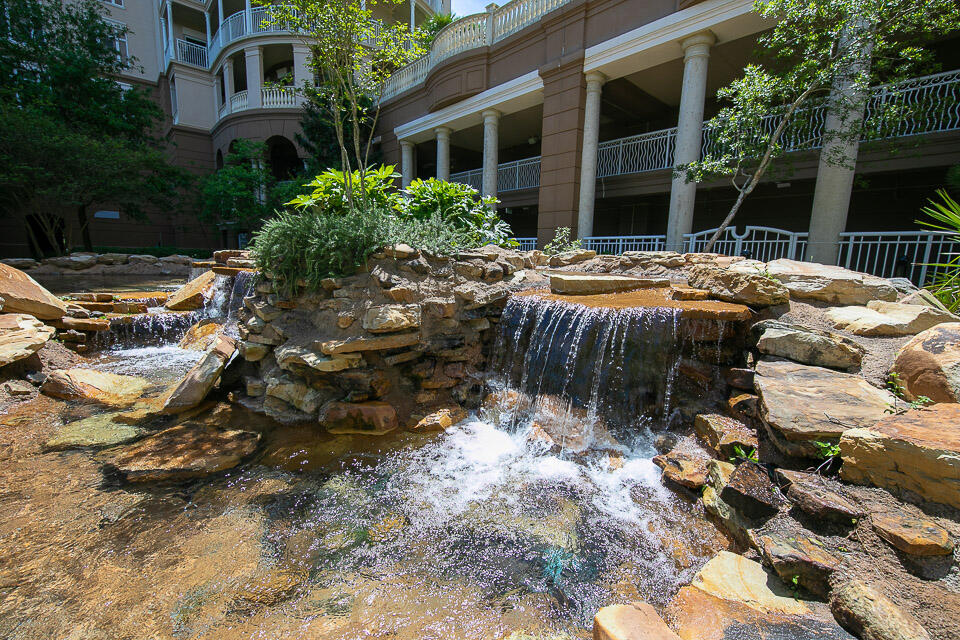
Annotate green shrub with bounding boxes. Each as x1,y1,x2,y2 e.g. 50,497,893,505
287,165,403,216
401,178,515,248
543,227,582,255
918,189,960,311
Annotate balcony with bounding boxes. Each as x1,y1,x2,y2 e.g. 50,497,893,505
384,0,574,100
221,87,300,116
207,5,298,65
450,155,541,193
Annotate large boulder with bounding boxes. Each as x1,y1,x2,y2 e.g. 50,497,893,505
754,359,895,458
687,264,789,307
165,270,217,310
825,301,957,337
41,368,151,407
664,551,854,640
764,259,897,305
830,579,932,640
162,335,236,413
103,424,260,483
890,322,960,403
0,313,54,367
0,263,67,319
839,403,960,509
753,320,864,370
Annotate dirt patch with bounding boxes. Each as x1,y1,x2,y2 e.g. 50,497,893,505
0,341,85,409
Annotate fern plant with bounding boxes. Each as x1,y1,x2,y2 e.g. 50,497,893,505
918,189,960,311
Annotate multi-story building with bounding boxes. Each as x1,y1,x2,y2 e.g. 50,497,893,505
377,0,960,278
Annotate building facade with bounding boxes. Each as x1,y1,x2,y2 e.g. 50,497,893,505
376,0,960,266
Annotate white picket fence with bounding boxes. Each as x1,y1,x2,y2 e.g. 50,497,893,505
573,227,960,285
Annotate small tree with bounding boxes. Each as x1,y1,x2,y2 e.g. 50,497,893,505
265,0,426,212
683,0,960,251
297,93,380,174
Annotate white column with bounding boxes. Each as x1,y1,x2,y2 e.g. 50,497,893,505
409,0,416,31
485,3,497,45
481,109,500,200
435,127,452,181
400,140,416,188
292,43,311,88
807,20,875,265
165,1,175,54
245,46,262,108
665,31,715,252
577,71,606,240
217,0,224,28
223,57,234,113
204,10,211,43
244,0,252,33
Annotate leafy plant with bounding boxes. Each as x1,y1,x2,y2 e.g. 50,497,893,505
543,227,582,256
415,13,456,47
917,189,960,311
287,165,403,217
401,178,514,248
885,372,932,413
729,445,759,464
813,440,841,460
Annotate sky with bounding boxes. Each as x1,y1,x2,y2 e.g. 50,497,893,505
451,0,490,16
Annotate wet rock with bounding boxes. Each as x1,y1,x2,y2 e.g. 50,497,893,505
754,359,895,458
778,471,864,523
530,395,618,453
318,332,420,354
840,404,960,509
44,412,145,451
41,368,151,407
0,313,54,366
0,263,67,319
722,367,755,390
826,301,957,337
653,449,709,489
687,264,789,307
759,533,842,597
164,270,216,310
890,322,960,403
871,513,954,557
720,462,786,520
238,340,269,362
727,393,759,422
103,424,260,483
753,320,864,370
830,579,932,640
320,401,398,435
265,374,332,414
162,335,236,414
53,316,110,332
411,405,468,432
694,413,757,458
549,273,667,296
594,602,681,640
665,551,854,640
702,460,754,544
362,304,421,333
764,259,897,305
178,321,222,351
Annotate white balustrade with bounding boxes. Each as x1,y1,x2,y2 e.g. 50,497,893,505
451,155,541,193
230,89,249,112
175,38,208,67
261,87,300,107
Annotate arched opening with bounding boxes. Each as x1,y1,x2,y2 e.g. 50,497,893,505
266,135,301,181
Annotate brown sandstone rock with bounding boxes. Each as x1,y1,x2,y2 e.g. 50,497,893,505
754,359,895,458
549,273,667,296
778,471,864,523
687,264,789,307
411,405,468,432
830,579,932,640
653,449,709,489
0,263,67,319
720,462,786,520
362,304,421,333
165,270,216,310
162,335,236,413
753,320,865,370
42,368,151,406
763,259,897,305
825,301,957,337
318,332,420,354
701,460,754,544
694,413,757,458
548,249,596,267
52,316,111,332
759,533,842,597
890,322,960,403
43,253,97,270
593,602,681,640
839,404,960,509
727,393,759,422
104,424,260,483
178,321,222,351
871,513,954,557
321,401,398,435
0,313,54,367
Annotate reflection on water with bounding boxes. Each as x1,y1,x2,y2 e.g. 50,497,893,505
90,345,204,384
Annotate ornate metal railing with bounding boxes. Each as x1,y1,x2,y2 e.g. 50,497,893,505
384,0,572,99
450,168,483,190
582,227,960,284
597,128,676,177
451,155,541,193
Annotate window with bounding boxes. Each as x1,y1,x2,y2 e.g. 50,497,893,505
104,19,128,63
102,0,124,7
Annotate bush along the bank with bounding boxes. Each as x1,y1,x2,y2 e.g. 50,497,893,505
251,166,516,294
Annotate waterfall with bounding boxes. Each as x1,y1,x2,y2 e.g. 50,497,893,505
487,295,687,446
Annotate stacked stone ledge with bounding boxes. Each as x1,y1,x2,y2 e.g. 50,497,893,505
234,244,541,433
1,252,198,276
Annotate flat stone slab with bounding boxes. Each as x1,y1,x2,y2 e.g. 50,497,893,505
720,462,786,520
165,270,216,310
41,368,151,407
687,264,789,307
44,413,146,451
653,449,709,489
825,300,957,337
753,320,864,370
764,259,897,305
0,313,54,367
594,602,681,640
871,513,954,556
840,403,960,509
0,263,67,319
758,532,842,597
162,335,236,413
694,413,757,458
778,471,864,523
549,273,668,296
754,359,895,458
103,424,260,483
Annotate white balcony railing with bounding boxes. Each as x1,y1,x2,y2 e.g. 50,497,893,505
450,155,541,193
597,69,960,180
174,38,208,67
207,5,299,64
579,227,960,285
230,89,249,112
384,0,573,99
261,87,300,107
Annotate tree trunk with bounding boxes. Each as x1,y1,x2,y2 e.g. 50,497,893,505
77,205,93,251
